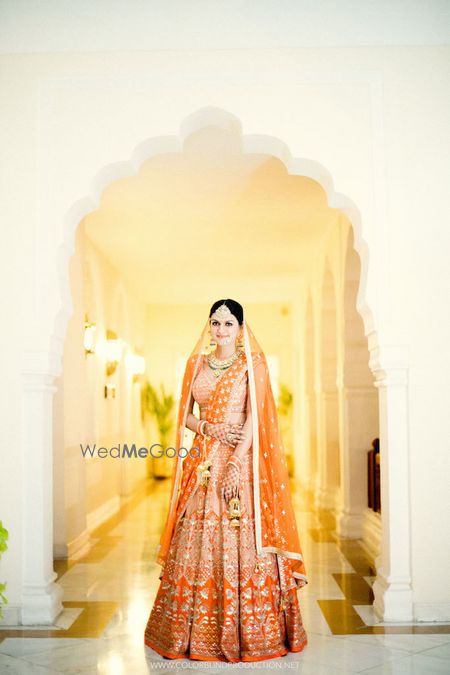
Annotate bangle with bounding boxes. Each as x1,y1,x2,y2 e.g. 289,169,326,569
228,455,242,472
196,419,207,436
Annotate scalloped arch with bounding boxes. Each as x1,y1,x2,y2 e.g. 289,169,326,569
54,105,375,350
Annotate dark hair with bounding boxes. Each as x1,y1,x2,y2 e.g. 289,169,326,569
209,299,244,325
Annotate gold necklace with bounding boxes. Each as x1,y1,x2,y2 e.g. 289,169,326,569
207,349,243,377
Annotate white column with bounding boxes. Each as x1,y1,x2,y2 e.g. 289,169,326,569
292,309,310,488
314,384,325,509
21,366,63,624
370,345,413,622
305,393,317,488
302,394,312,487
315,386,338,509
337,385,379,538
321,389,340,509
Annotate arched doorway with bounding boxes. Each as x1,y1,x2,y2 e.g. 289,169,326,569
20,106,412,625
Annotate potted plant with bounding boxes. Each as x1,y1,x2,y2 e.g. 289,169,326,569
141,381,175,478
277,383,295,477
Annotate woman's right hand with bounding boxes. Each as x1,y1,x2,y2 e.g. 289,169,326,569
205,423,245,446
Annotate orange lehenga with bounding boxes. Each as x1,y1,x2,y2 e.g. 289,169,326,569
144,317,308,662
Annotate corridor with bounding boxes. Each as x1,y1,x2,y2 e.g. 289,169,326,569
1,479,449,674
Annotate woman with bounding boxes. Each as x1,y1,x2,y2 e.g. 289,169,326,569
144,299,308,662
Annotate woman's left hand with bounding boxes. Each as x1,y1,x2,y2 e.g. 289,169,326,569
222,461,240,503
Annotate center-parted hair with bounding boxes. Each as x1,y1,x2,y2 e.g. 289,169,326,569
209,299,244,326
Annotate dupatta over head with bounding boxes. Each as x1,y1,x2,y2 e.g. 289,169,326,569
156,308,308,588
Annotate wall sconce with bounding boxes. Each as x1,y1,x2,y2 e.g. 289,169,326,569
105,329,123,377
84,315,96,355
126,352,146,383
104,383,116,399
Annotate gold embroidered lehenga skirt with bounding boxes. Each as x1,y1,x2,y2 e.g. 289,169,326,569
144,433,308,662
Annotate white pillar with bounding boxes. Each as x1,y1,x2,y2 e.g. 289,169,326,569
22,360,63,624
305,393,317,488
315,386,337,509
337,385,379,538
370,344,413,622
292,299,310,488
314,384,324,508
321,389,340,509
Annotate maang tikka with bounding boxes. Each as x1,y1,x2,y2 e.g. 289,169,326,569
209,301,244,350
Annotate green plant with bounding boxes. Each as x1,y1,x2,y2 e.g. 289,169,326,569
0,520,9,619
141,381,175,449
277,383,293,417
277,384,294,477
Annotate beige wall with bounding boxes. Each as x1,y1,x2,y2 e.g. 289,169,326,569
53,226,149,558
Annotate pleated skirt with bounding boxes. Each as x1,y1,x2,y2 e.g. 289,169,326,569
144,436,308,662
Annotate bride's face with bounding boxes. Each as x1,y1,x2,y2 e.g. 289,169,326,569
210,315,240,348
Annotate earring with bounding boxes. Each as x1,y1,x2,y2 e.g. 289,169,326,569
207,331,217,353
237,331,244,348
203,329,217,355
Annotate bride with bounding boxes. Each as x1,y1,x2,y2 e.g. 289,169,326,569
144,299,308,662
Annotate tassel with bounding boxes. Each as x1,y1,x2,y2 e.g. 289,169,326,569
197,458,212,486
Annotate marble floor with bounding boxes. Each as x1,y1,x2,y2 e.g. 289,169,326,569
1,478,449,674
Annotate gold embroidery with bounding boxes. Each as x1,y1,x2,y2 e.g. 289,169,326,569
144,354,307,661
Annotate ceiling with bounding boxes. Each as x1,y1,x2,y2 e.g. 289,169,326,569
83,124,340,305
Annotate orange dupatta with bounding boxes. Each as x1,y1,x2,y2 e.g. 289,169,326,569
156,313,308,588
